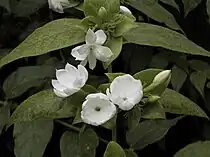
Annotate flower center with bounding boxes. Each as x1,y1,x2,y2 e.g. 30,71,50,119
123,97,127,101
95,106,101,112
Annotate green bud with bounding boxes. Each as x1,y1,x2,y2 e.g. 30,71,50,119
97,7,107,19
147,95,161,103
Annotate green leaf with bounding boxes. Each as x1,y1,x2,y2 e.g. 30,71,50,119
0,0,10,12
103,37,123,69
124,149,138,157
98,83,110,93
149,52,169,69
159,0,179,11
190,71,206,99
9,90,85,124
106,73,125,82
174,141,210,157
207,0,210,21
0,19,85,68
11,0,47,17
126,116,183,150
104,141,126,157
134,69,169,96
14,120,53,157
142,102,166,119
0,105,10,134
83,0,120,16
102,114,117,130
189,60,210,71
171,65,187,92
159,88,208,118
127,106,142,129
124,23,210,57
60,129,99,157
127,0,182,30
3,65,55,99
183,0,202,17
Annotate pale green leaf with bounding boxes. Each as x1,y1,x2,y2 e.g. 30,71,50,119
0,19,85,68
174,141,210,157
126,116,183,150
142,102,166,119
83,0,120,16
190,71,206,99
159,0,179,11
134,69,169,96
183,0,202,17
14,120,53,157
171,65,187,92
103,37,123,69
9,90,85,124
0,105,10,134
124,24,210,57
11,0,47,17
104,141,126,157
159,88,208,118
3,65,55,99
106,73,125,82
127,0,181,30
60,129,99,157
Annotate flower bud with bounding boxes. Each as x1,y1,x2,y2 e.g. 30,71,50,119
152,70,171,86
147,95,161,104
98,7,107,19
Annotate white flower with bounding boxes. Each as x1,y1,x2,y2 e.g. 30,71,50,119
48,0,70,13
52,63,88,98
153,70,171,86
81,93,117,126
106,74,143,111
71,29,113,70
120,6,132,14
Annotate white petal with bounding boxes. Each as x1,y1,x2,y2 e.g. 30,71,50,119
56,69,75,88
63,88,80,96
120,6,132,14
93,45,113,62
78,65,88,86
51,79,67,91
81,96,116,126
88,52,97,70
86,93,109,101
80,59,88,66
48,0,64,13
65,63,78,75
53,88,69,98
85,29,96,44
95,30,107,45
71,44,89,61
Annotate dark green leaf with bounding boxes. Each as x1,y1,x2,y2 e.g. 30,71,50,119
190,71,206,99
159,88,208,118
126,116,183,150
159,0,179,11
207,0,210,21
106,73,125,82
9,90,85,124
183,0,202,17
149,52,169,69
124,149,138,157
98,83,110,93
102,114,117,130
0,0,10,12
60,129,99,157
171,65,187,91
189,60,210,71
124,24,210,57
14,120,53,157
11,0,47,17
104,37,123,69
127,0,181,30
0,19,85,68
174,141,210,157
3,65,55,99
127,106,142,129
0,105,10,134
104,141,126,157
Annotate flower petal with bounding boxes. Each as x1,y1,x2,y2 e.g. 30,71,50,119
86,29,96,44
88,52,97,70
48,0,64,13
93,45,113,62
86,93,109,101
80,59,88,66
71,44,89,61
120,6,132,14
53,88,69,98
52,79,67,91
81,95,116,126
78,65,88,86
63,88,79,96
65,63,78,76
56,69,75,88
95,30,107,45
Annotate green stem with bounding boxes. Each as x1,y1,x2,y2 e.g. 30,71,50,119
55,120,80,132
112,126,117,141
108,65,112,73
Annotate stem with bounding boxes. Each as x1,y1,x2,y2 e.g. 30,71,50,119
112,126,117,141
55,120,80,132
59,50,65,63
108,65,112,73
99,137,109,144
